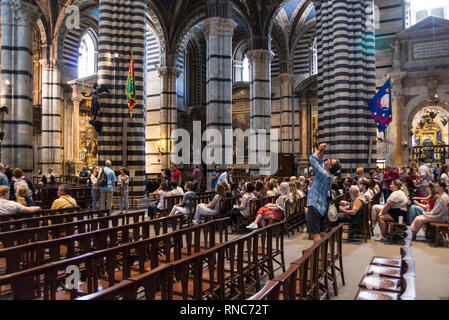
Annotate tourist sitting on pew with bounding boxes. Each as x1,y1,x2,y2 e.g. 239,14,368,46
331,186,365,228
247,182,293,230
218,166,233,189
290,176,297,183
411,181,449,240
192,183,226,225
266,181,276,197
408,183,439,224
0,186,40,216
228,182,256,232
169,182,195,217
404,167,419,199
289,181,303,199
295,181,306,198
9,168,35,202
255,181,267,198
360,178,374,201
16,185,36,206
50,185,78,211
0,163,9,187
270,178,279,195
167,180,184,196
230,182,241,197
147,182,169,219
373,180,409,242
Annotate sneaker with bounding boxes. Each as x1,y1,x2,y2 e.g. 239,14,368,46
246,223,258,230
374,235,388,242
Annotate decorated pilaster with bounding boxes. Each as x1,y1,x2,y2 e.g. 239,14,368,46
279,73,293,153
390,72,407,166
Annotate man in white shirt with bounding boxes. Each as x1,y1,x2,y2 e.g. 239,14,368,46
218,166,233,189
0,186,41,216
418,158,431,197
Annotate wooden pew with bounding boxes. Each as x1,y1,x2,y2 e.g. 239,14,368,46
0,218,231,300
0,214,187,275
0,209,110,232
0,207,82,222
75,221,286,301
0,210,145,248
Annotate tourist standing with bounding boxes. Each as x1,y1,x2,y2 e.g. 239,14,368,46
79,166,90,185
306,143,341,242
98,160,117,211
218,166,233,189
210,165,220,191
9,168,34,202
0,163,9,186
170,164,182,187
117,168,130,214
90,166,100,210
193,165,202,191
418,158,432,197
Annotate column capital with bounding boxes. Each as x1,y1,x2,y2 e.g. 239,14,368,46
388,72,407,99
279,73,293,83
157,66,182,79
246,49,274,64
39,58,64,70
203,17,237,39
2,0,40,26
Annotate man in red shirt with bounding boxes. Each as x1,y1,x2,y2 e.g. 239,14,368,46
382,166,399,200
170,163,182,187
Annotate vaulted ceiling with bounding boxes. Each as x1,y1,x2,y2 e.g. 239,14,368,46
30,0,315,62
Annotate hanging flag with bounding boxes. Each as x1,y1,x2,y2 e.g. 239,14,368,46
126,52,137,118
369,78,392,133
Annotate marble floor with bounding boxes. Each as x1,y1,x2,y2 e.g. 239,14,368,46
279,226,449,300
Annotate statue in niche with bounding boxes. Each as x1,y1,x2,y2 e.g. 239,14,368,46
82,83,110,132
391,40,401,68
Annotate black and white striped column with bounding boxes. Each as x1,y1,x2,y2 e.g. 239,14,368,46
204,17,236,167
0,0,39,174
315,0,377,174
157,66,180,171
248,49,273,175
40,59,63,175
98,0,147,200
279,73,294,154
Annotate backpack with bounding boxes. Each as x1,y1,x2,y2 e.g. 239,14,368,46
98,169,108,188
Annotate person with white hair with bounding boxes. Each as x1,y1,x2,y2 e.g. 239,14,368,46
247,182,292,229
332,185,366,227
98,160,117,210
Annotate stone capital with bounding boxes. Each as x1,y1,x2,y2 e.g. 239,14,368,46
157,66,182,79
279,73,293,84
203,17,237,39
2,0,40,26
246,49,274,64
39,58,64,70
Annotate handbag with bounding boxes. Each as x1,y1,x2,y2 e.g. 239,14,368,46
326,175,338,222
98,169,108,188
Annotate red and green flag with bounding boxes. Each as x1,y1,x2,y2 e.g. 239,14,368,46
126,52,137,118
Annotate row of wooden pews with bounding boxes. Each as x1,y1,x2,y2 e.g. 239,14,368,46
354,227,416,300
248,224,345,300
33,186,92,210
76,221,286,300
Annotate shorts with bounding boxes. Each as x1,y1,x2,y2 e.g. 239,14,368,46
306,206,326,235
388,208,407,222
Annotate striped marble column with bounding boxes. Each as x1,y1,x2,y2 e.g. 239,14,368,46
204,17,236,167
247,49,273,175
98,0,147,201
315,0,377,174
40,59,63,175
0,0,39,174
279,73,293,154
157,66,180,171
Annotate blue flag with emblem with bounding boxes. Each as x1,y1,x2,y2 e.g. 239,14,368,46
369,79,392,133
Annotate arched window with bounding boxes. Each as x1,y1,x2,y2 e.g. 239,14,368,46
242,56,250,82
78,31,97,79
407,0,449,27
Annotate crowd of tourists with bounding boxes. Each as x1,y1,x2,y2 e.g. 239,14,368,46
0,151,448,243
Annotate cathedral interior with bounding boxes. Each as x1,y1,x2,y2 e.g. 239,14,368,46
1,0,449,302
